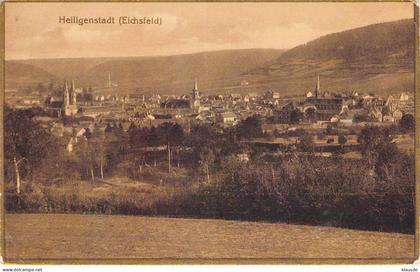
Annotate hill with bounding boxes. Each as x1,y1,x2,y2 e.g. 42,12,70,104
5,62,56,90
7,49,284,94
6,19,415,96
245,19,414,96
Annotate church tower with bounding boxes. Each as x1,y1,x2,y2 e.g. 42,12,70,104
71,80,77,105
192,78,198,100
191,78,200,110
63,80,70,106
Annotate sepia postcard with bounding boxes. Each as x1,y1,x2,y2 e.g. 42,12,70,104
1,1,419,266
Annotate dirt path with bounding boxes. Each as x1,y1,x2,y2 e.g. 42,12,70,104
4,213,415,261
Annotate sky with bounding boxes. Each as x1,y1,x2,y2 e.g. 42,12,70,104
5,2,414,60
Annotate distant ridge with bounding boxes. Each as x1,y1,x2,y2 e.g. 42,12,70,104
6,19,415,96
6,49,284,93
5,62,56,89
245,19,414,96
279,19,413,62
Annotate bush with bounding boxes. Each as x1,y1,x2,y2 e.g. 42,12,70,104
5,153,415,234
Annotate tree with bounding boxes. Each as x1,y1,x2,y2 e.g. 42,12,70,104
104,123,113,133
126,125,149,175
290,109,302,124
92,130,109,180
168,124,185,168
326,125,333,135
185,124,218,167
304,108,317,122
147,126,160,167
298,134,314,152
199,147,215,183
81,128,96,182
4,106,57,194
353,114,370,123
237,116,263,139
358,126,395,172
219,128,241,156
155,123,185,172
399,114,415,133
338,134,347,150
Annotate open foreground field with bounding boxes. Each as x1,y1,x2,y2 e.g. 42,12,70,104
4,214,415,261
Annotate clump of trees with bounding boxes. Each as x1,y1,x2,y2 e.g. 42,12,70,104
4,108,415,234
399,114,415,133
177,134,414,233
4,106,64,194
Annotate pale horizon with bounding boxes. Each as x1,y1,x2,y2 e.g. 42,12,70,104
5,2,413,60
6,47,286,61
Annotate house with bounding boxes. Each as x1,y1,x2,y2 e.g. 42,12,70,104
322,92,333,98
241,80,249,86
339,118,353,126
383,115,395,123
23,99,40,106
330,115,340,123
237,153,250,162
265,90,280,99
161,99,190,109
392,109,403,121
274,102,301,124
198,105,210,112
67,137,76,152
338,108,355,125
400,92,410,101
385,95,398,112
369,107,383,122
217,112,236,123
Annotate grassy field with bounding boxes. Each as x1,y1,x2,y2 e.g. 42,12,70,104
5,213,415,261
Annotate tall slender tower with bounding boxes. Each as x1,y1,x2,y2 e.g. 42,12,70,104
191,78,200,110
193,78,198,100
71,80,77,105
314,74,320,99
63,80,70,106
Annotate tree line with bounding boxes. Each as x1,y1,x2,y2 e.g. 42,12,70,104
4,107,415,233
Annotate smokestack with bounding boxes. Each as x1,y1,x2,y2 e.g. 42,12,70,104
315,74,320,99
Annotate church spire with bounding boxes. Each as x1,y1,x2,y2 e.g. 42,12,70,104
63,80,70,106
71,80,77,105
193,78,198,91
191,78,200,110
64,80,69,92
192,78,198,100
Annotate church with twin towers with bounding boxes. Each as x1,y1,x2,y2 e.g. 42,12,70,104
63,80,79,116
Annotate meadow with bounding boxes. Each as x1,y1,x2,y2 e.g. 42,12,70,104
5,213,415,261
